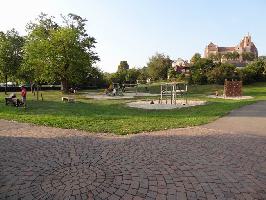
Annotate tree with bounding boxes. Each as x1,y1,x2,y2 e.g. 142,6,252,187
167,67,177,80
190,58,215,84
209,53,221,62
23,13,99,93
242,52,255,62
22,13,59,89
110,70,127,84
126,68,141,83
85,66,106,88
207,63,239,84
224,52,233,60
258,56,266,61
137,66,149,81
190,53,201,64
147,53,172,80
231,51,240,60
117,61,129,71
239,60,266,84
0,29,24,94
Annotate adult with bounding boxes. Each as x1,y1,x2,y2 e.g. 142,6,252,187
21,85,27,107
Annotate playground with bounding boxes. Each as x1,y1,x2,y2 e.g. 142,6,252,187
1,82,265,134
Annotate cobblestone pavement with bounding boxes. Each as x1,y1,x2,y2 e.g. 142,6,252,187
0,119,266,200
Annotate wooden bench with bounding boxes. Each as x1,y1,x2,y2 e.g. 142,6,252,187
5,97,17,106
62,97,75,103
5,97,24,107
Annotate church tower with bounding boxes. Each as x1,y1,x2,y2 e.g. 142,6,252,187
243,33,251,48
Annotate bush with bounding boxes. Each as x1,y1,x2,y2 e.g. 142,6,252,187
190,58,214,85
207,63,239,84
191,70,208,85
239,60,266,84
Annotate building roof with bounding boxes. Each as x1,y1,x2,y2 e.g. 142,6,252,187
218,47,235,52
208,42,216,47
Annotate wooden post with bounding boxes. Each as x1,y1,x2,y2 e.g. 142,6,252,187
170,86,173,105
185,84,188,104
174,84,177,105
160,85,163,104
165,84,168,104
37,85,39,101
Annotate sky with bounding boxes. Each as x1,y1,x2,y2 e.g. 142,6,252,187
0,0,265,72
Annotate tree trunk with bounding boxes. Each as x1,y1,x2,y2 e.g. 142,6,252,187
5,75,7,95
61,79,69,94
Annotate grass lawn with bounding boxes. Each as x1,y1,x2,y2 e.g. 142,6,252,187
0,82,266,135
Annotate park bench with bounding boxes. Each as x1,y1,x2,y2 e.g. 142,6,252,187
5,93,24,107
5,96,17,106
62,96,75,103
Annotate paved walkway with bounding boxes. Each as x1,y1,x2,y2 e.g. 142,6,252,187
0,101,266,200
203,101,266,136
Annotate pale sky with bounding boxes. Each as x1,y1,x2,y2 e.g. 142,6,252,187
0,0,265,72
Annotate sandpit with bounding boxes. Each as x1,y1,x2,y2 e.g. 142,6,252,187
86,92,158,100
127,100,206,110
208,95,253,100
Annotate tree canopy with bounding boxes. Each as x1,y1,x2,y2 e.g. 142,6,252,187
147,53,172,80
190,53,201,64
0,29,24,93
117,61,129,71
22,13,99,92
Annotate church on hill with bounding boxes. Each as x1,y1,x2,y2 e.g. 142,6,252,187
204,34,258,62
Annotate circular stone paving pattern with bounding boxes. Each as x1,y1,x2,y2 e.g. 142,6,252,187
1,123,266,200
28,160,133,199
31,164,105,198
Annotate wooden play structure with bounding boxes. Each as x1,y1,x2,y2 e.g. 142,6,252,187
159,82,188,104
122,83,138,95
105,83,124,96
224,80,242,97
106,81,151,97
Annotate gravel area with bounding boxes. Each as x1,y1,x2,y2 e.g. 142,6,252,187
86,92,159,100
208,95,253,100
127,100,206,110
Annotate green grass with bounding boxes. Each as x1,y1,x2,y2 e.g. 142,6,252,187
1,82,266,135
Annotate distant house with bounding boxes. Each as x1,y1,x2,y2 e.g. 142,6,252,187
204,34,258,63
172,58,190,73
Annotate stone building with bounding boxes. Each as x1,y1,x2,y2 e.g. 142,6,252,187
204,34,258,62
172,58,189,73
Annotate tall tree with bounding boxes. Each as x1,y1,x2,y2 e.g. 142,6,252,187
0,29,24,94
117,61,129,71
190,58,215,84
190,53,201,64
22,13,58,87
23,13,99,93
126,68,141,83
147,53,172,80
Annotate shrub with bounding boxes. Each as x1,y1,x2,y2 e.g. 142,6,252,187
207,63,239,84
239,60,266,84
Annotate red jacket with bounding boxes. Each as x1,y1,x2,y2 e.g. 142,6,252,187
21,88,27,97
